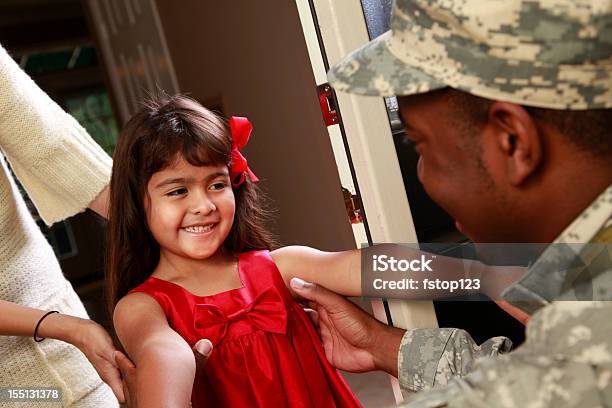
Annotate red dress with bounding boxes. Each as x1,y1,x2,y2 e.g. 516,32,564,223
130,250,361,408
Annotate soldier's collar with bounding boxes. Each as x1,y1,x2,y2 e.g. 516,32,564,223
501,185,612,314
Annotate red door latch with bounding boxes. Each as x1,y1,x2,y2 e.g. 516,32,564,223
317,83,339,126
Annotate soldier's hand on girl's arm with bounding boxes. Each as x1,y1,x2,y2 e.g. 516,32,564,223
290,277,405,377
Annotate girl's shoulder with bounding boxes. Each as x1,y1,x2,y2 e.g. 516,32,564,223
268,245,319,268
238,249,271,262
268,245,318,287
113,290,168,329
268,245,320,262
115,290,161,311
238,249,279,272
238,249,290,291
121,278,175,317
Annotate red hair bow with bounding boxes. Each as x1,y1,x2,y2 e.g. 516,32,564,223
229,116,259,188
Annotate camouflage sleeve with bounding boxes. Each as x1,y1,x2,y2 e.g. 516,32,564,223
396,346,609,408
397,328,512,393
394,300,612,408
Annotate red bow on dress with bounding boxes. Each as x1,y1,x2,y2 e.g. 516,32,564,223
193,288,287,346
229,116,259,188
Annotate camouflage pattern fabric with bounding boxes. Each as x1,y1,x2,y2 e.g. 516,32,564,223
396,186,612,407
328,0,612,110
397,328,512,392
399,302,612,407
502,186,612,314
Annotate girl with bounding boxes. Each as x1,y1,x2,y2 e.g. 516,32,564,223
108,94,362,408
108,95,524,407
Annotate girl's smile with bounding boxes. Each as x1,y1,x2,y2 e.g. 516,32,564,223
182,223,216,234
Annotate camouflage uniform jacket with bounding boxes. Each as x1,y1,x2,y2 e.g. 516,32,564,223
396,185,612,407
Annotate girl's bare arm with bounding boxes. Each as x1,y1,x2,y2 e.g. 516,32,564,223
271,246,361,296
271,244,526,300
114,293,195,408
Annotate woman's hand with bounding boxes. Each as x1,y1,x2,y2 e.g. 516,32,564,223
0,301,127,402
66,318,126,403
114,339,213,408
115,351,137,407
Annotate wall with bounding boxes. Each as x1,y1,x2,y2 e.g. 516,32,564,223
155,0,355,251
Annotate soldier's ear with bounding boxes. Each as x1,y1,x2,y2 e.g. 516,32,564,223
486,102,542,187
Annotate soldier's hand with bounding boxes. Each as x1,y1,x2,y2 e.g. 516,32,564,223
290,278,405,376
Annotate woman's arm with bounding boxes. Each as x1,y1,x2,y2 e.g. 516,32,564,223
0,300,125,401
88,185,109,219
114,293,195,408
0,299,85,338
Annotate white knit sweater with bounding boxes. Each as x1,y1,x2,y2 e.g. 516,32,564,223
0,45,118,407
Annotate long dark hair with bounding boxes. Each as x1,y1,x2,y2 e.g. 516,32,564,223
106,94,276,314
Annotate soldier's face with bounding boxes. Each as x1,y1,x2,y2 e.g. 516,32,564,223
397,92,507,242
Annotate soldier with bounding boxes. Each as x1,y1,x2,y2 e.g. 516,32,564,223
290,0,612,406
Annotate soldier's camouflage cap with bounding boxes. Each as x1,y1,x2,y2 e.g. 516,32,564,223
328,0,612,110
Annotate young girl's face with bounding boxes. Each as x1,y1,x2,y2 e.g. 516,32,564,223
145,156,235,262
